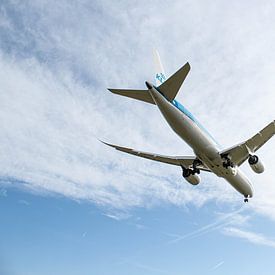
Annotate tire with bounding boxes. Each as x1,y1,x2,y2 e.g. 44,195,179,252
248,155,258,165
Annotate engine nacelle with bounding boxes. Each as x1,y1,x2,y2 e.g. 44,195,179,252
182,169,201,185
248,155,264,174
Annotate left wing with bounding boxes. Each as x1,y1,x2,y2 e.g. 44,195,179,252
220,120,275,166
101,141,211,172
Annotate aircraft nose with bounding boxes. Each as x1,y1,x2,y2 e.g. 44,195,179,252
145,81,153,89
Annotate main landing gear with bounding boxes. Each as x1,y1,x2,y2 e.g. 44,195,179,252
181,166,193,177
222,155,234,168
181,159,202,177
192,159,202,174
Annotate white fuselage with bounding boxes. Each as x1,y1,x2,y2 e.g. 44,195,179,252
148,85,253,198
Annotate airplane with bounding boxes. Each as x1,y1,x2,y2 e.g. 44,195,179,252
102,51,275,202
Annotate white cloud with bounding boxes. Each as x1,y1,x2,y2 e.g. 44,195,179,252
223,227,275,248
1,53,220,209
103,211,131,221
210,261,224,271
0,0,275,219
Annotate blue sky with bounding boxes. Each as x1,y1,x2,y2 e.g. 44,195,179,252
1,0,275,274
2,188,275,275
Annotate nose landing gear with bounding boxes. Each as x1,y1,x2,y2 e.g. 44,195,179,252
244,195,249,203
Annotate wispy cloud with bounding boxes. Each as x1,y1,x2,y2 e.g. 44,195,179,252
167,207,246,244
18,199,30,206
0,1,275,218
210,260,224,271
103,211,131,221
223,227,275,248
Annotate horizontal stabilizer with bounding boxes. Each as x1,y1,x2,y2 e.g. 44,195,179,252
108,88,155,104
158,62,191,101
101,140,211,172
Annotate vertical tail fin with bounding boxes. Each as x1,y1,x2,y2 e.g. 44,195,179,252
153,50,166,86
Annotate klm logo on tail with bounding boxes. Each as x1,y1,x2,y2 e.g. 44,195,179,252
156,73,166,84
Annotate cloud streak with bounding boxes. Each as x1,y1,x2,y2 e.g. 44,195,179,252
166,207,246,244
223,227,275,248
210,261,224,271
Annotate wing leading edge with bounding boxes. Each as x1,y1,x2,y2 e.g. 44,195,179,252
101,141,211,172
220,120,275,166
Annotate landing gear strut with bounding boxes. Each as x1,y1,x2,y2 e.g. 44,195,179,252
181,159,202,178
192,159,202,174
181,162,200,177
244,195,249,203
222,154,234,168
181,166,192,177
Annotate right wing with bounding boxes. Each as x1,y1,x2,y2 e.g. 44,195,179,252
220,120,275,166
101,141,211,172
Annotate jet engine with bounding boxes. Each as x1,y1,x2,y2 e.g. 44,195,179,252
182,169,201,185
248,155,264,174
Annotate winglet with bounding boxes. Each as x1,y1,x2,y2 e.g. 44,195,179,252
99,139,119,149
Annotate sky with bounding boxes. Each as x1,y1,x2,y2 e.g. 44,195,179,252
1,0,275,274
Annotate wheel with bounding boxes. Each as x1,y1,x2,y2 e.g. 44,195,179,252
182,168,192,178
192,160,202,174
193,168,200,174
248,155,258,165
222,158,233,168
244,198,249,203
